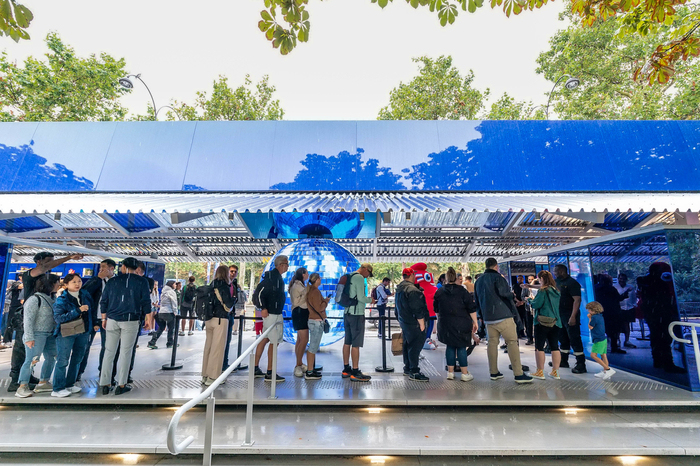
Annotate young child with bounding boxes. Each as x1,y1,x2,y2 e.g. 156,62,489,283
586,301,615,380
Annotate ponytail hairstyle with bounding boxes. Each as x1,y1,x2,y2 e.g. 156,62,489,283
288,267,308,292
537,270,558,291
445,267,457,284
307,273,321,289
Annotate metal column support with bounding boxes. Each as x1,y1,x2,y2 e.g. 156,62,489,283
202,396,215,466
242,351,256,447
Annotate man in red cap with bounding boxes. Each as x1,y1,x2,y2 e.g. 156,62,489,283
395,267,430,382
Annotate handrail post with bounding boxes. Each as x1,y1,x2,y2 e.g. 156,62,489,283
203,395,215,466
162,315,184,370
669,321,700,387
376,315,394,373
242,350,256,446
269,342,278,399
691,326,700,387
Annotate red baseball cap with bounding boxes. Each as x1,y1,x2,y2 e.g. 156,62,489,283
402,267,415,276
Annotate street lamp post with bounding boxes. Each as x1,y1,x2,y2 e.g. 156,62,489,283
118,74,180,121
545,74,580,120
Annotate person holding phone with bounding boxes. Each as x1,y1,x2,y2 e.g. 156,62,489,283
305,273,329,380
52,274,93,398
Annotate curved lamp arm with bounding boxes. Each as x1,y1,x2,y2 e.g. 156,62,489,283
545,74,571,120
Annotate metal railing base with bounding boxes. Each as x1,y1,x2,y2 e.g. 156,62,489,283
162,361,184,371
375,365,394,372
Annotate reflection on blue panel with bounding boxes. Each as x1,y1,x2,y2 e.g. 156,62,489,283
96,122,196,191
0,216,51,233
594,212,652,232
262,238,360,346
0,122,38,191
241,212,376,239
108,213,159,233
12,122,116,192
2,120,700,192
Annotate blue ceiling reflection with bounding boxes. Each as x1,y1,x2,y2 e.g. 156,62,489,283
240,212,375,239
1,120,699,193
0,216,51,233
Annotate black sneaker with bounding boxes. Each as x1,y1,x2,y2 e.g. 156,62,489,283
305,370,322,380
254,367,265,378
7,381,19,393
571,365,587,374
500,344,507,350
350,369,371,382
515,374,534,384
314,365,323,371
101,385,111,395
166,344,179,349
264,372,285,382
551,360,569,368
342,366,353,378
509,364,530,372
147,342,157,349
127,377,134,384
409,372,429,382
403,370,410,376
490,372,504,380
114,385,133,395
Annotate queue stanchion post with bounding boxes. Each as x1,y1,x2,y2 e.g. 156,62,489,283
235,314,248,371
375,315,394,373
162,315,184,370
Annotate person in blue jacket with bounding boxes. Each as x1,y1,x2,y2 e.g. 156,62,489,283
53,273,93,398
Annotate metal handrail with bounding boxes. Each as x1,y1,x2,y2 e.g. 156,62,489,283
166,320,283,465
668,321,700,387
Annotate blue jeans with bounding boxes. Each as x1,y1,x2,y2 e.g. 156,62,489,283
445,345,468,368
54,332,89,391
19,332,57,385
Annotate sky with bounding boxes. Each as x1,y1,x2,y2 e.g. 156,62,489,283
5,0,568,120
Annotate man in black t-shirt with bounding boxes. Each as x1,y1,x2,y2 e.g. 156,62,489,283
553,264,587,374
3,276,23,344
8,252,83,392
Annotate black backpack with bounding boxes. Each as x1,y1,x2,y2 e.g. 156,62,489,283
193,285,216,321
252,273,268,309
183,283,196,303
336,273,359,308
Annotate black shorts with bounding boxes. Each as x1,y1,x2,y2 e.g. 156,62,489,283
292,307,310,331
344,313,365,347
180,304,194,318
534,324,560,352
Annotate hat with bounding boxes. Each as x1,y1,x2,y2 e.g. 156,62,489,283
360,263,374,277
402,267,415,277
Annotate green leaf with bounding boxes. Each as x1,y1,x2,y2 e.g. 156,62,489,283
260,10,273,22
0,0,12,22
13,4,32,28
378,0,389,7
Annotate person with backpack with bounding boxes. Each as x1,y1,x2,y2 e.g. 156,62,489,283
340,263,373,382
179,276,197,336
147,280,178,349
527,270,562,380
252,255,289,382
201,266,237,386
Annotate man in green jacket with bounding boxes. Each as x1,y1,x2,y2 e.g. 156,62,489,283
342,263,374,382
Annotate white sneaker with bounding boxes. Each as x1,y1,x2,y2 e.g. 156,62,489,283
51,389,71,398
594,371,606,378
603,368,616,380
15,386,34,398
294,365,304,378
461,373,474,382
69,386,82,394
301,364,308,372
446,372,454,380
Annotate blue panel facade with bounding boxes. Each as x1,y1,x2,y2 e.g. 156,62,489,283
0,216,51,233
2,120,700,193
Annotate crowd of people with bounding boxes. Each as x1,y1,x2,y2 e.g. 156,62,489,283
4,251,655,399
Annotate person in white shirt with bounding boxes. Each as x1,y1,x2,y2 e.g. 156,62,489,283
614,273,638,348
375,277,393,338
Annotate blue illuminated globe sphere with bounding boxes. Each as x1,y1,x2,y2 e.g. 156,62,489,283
262,238,360,346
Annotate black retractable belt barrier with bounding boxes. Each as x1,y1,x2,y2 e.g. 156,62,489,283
161,315,197,371
375,314,394,373
235,313,248,371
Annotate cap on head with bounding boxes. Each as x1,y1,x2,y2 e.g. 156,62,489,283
402,267,415,278
360,263,374,277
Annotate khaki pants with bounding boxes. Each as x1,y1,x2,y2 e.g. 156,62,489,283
202,317,228,380
486,318,523,377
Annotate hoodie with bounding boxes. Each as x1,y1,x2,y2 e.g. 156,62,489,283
395,280,429,326
159,285,178,314
100,272,152,322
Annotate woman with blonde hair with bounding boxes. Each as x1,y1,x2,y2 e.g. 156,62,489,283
528,270,562,380
201,265,236,386
305,273,329,380
289,267,309,377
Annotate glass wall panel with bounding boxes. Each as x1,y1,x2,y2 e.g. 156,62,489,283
567,248,594,342
589,232,691,389
666,230,700,391
497,261,510,279
0,244,11,322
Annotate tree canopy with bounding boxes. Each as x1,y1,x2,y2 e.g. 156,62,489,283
0,33,130,122
377,56,487,120
253,0,700,85
162,75,285,121
537,5,700,119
